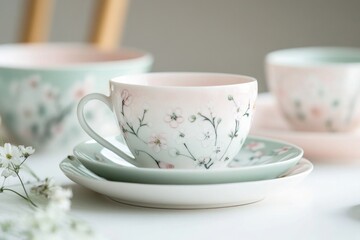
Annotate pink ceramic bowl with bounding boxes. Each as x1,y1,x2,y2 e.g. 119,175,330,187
0,43,153,151
266,47,360,132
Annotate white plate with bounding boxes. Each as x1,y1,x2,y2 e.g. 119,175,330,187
251,93,360,162
60,157,313,209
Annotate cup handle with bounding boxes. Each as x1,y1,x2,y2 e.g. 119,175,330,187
77,93,138,167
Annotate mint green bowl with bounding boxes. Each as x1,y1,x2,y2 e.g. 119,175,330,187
0,43,153,151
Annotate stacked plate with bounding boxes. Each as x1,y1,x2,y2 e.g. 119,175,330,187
251,94,360,162
60,135,313,209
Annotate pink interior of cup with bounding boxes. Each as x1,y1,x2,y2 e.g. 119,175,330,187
0,43,148,68
111,73,257,87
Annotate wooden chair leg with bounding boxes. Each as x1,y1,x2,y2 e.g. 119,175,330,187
20,0,54,43
90,0,129,50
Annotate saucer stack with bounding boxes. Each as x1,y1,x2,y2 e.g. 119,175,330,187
60,135,313,209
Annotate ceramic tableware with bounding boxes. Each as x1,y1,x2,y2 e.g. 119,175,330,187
251,93,360,162
0,43,153,151
60,157,313,209
266,47,360,132
77,73,257,169
73,135,303,184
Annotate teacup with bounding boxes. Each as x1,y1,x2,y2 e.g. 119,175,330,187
77,72,258,169
266,47,360,132
0,43,153,151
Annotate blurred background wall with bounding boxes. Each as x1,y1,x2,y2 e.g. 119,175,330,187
0,0,360,92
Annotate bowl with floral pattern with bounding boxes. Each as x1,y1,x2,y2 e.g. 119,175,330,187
77,73,258,169
0,43,153,151
266,47,360,132
71,135,304,184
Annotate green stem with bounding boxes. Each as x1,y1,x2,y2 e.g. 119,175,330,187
243,102,251,117
1,188,36,207
198,112,218,146
177,153,196,160
19,157,28,167
121,100,126,117
231,99,239,109
219,138,233,161
219,119,239,161
136,110,148,135
16,172,37,207
121,97,148,143
136,150,161,168
204,159,214,169
183,143,197,161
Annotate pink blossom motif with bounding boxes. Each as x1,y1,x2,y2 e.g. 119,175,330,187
159,161,175,169
45,89,57,100
42,85,59,101
27,76,40,88
164,108,184,128
74,88,86,99
245,142,265,151
121,89,132,106
310,106,324,118
148,134,168,152
72,77,94,100
22,108,34,119
249,151,264,161
51,123,64,135
274,146,292,155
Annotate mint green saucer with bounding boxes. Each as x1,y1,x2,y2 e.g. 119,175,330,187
73,136,303,185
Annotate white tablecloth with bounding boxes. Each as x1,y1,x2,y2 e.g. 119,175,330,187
0,151,360,240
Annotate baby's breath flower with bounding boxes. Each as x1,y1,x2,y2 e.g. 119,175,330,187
32,178,73,211
1,205,106,240
31,178,56,198
19,145,35,158
49,187,73,211
0,143,24,178
0,144,106,240
0,143,23,167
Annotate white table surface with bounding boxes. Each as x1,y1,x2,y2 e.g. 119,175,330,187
1,151,360,240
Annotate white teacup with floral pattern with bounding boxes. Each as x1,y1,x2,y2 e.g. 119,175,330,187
77,73,257,169
267,47,360,132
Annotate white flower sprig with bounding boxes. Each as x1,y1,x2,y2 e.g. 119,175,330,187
0,143,37,207
1,178,104,240
0,143,106,240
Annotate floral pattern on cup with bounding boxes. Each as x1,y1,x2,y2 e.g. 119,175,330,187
1,75,101,148
118,89,252,169
283,95,345,132
163,108,184,128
